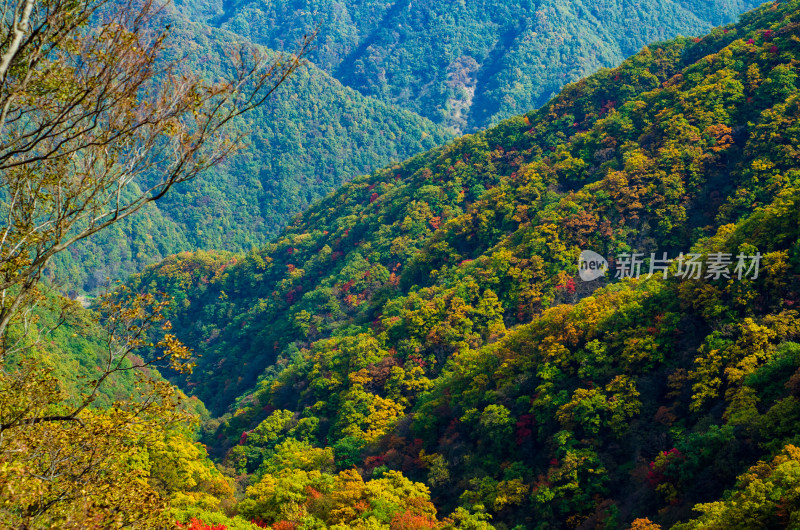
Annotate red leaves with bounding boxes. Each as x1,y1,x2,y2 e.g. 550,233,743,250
647,448,685,487
364,454,386,472
285,286,303,304
515,414,536,445
599,100,616,116
556,277,576,294
305,486,323,501
409,355,426,368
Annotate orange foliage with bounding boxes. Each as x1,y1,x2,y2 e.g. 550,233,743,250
390,510,440,530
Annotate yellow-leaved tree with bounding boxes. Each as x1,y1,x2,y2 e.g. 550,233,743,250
0,0,312,526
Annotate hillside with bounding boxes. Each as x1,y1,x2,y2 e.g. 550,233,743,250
129,1,800,528
49,0,767,295
184,0,763,131
47,17,453,294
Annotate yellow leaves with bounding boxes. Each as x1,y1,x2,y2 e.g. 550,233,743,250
604,170,629,196
239,468,329,523
148,428,233,506
260,439,334,475
0,407,174,528
723,386,761,426
762,310,800,340
404,366,433,393
746,62,763,92
552,148,588,179
364,395,405,443
724,319,776,384
623,149,653,174
157,333,194,374
326,469,374,525
336,384,404,443
349,368,371,385
752,158,776,172
690,314,790,411
385,365,432,405
690,347,726,411
493,479,530,510
538,222,566,256
0,284,208,527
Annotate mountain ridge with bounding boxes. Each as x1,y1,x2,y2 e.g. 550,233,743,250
187,0,764,131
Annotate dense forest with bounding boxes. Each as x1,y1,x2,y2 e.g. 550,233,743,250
46,15,453,295
7,0,800,528
185,0,763,131
47,0,767,296
102,1,800,528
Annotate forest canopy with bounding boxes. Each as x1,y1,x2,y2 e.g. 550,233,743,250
125,1,800,527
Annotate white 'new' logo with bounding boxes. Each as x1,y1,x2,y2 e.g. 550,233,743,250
578,250,608,281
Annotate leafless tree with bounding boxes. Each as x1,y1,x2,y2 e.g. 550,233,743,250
0,0,314,344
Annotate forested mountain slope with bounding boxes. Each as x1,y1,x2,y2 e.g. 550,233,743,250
47,17,452,294
132,1,800,527
183,0,763,131
51,0,766,294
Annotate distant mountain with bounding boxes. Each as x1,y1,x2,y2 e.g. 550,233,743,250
129,1,800,527
184,0,763,132
48,18,453,293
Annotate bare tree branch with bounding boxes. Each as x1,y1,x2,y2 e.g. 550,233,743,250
0,0,315,341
